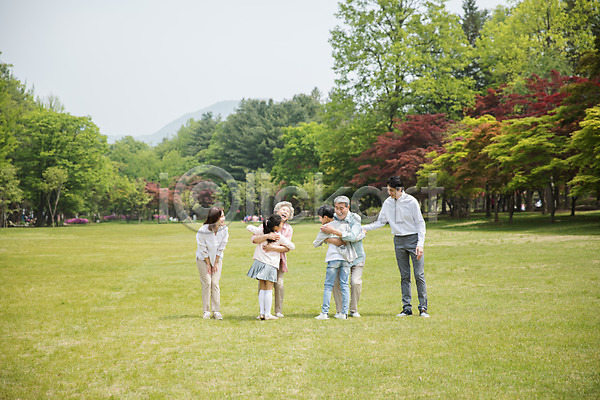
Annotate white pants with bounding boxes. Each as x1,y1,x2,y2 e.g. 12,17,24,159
196,258,222,312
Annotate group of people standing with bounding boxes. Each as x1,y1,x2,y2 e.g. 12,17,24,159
194,176,430,320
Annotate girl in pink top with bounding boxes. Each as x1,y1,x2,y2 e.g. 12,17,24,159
246,214,295,320
246,201,294,318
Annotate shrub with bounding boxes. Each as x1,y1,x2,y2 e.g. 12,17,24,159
66,218,89,224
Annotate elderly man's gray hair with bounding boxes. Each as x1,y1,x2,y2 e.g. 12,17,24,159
333,196,350,206
274,201,294,219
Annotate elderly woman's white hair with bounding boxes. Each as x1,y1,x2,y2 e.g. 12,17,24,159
273,201,294,220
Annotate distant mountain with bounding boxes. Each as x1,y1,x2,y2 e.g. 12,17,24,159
106,100,240,145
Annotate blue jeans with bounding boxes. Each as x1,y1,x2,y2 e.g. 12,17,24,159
321,260,350,314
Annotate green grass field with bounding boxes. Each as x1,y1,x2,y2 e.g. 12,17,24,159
1,212,599,399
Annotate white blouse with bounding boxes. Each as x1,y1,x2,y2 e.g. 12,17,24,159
196,224,229,265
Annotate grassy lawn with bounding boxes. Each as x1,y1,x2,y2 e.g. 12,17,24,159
1,212,599,399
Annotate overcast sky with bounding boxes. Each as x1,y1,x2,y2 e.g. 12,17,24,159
0,0,509,138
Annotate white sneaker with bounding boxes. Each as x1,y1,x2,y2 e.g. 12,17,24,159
203,311,211,319
334,313,347,320
264,314,278,320
420,310,430,318
275,313,284,318
349,311,361,318
315,313,329,320
213,312,223,320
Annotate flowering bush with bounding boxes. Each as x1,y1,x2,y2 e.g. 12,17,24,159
153,214,167,220
66,218,89,224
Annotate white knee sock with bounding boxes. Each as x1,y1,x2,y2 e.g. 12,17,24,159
264,290,273,316
258,290,265,315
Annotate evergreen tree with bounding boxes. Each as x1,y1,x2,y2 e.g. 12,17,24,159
460,0,490,91
206,94,321,180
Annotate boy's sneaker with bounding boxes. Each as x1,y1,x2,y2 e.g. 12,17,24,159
349,311,361,318
275,313,285,318
419,310,430,318
315,313,329,320
396,309,412,317
334,313,348,320
203,311,212,319
213,312,223,320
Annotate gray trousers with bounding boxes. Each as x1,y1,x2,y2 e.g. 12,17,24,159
394,234,427,312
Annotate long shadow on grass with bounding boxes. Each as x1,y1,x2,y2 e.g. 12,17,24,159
160,312,410,321
160,314,203,320
159,314,285,322
433,211,600,236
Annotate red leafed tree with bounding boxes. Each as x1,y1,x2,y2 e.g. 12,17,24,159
524,71,576,117
467,70,580,121
145,181,161,210
555,77,600,136
351,114,451,188
467,86,525,121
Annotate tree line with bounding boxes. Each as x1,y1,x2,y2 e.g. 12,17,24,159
1,0,598,227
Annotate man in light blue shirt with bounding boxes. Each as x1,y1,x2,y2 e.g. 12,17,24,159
313,204,353,320
362,176,429,318
320,195,366,318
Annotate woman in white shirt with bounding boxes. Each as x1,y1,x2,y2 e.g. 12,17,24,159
196,207,229,320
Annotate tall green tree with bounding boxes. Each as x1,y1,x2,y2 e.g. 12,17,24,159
0,60,31,226
159,149,196,178
322,0,475,190
271,122,324,185
13,110,109,226
568,105,600,198
106,174,151,222
0,164,22,227
318,93,382,189
0,59,34,166
108,136,161,181
419,116,507,219
485,115,571,222
41,166,68,227
329,0,475,130
85,157,116,221
476,0,597,88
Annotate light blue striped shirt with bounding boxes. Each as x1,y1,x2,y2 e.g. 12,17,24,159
334,211,366,266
